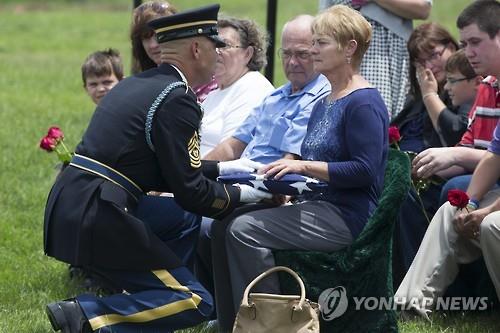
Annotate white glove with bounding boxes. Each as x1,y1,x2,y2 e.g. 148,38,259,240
218,158,264,176
236,184,272,203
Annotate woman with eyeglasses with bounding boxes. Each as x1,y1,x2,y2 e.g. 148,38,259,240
200,17,274,156
391,22,466,153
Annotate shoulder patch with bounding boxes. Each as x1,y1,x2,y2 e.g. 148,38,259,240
188,131,201,168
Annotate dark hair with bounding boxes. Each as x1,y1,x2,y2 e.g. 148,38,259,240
218,17,268,71
445,49,476,79
130,1,177,74
81,48,124,85
457,0,500,39
407,22,459,97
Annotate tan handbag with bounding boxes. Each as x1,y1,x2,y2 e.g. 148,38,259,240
232,266,320,333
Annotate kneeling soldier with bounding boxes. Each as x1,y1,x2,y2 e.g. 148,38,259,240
44,4,270,333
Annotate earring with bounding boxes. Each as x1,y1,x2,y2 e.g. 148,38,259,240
346,57,351,64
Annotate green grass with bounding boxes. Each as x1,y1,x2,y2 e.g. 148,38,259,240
2,0,498,332
399,311,500,333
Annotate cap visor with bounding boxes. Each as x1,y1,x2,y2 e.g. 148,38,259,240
208,35,226,48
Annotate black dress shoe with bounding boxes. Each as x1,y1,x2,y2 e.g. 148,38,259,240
46,299,92,333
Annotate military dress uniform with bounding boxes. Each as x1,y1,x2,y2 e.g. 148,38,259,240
44,5,239,332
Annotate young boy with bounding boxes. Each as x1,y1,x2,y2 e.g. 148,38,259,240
81,48,124,105
69,48,124,291
443,49,481,110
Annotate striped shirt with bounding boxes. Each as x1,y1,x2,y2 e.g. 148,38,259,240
459,76,500,149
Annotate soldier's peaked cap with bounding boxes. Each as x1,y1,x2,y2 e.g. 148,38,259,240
148,4,226,47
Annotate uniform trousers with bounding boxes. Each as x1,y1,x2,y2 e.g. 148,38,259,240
225,200,353,314
395,188,500,317
76,195,212,332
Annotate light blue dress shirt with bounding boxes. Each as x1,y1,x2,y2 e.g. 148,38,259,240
234,74,330,164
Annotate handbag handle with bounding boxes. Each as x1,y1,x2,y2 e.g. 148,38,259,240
242,266,306,310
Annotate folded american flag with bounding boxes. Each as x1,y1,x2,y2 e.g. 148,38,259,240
218,173,328,195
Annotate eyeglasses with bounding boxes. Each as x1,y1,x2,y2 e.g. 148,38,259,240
218,44,245,51
277,48,311,60
416,46,447,66
446,76,473,85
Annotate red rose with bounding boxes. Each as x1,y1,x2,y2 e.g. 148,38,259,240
447,189,469,209
40,136,57,152
388,126,401,145
47,126,64,141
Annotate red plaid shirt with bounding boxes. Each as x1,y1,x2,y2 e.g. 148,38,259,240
459,76,500,149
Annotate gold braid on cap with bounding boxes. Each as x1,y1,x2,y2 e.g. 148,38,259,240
154,20,217,33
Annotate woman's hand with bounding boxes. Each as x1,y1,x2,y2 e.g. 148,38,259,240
415,64,438,97
259,159,307,180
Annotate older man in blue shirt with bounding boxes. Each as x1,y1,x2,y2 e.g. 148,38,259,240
203,15,330,164
197,14,330,331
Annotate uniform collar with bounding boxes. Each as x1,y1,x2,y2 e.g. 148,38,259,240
158,63,190,93
169,64,189,87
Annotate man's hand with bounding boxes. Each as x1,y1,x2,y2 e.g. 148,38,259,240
236,184,272,203
453,208,476,239
452,205,492,240
412,148,455,179
218,158,264,175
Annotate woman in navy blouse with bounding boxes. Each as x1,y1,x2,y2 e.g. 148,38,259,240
223,5,389,312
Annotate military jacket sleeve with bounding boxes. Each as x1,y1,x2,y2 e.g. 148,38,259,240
152,88,240,219
201,160,219,180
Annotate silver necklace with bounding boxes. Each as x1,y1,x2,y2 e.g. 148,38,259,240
323,97,336,109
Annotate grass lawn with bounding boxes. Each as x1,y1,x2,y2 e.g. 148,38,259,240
2,0,498,332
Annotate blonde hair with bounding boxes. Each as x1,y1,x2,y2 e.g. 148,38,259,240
312,5,371,68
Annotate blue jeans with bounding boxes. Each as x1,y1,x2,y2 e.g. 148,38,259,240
393,184,441,287
439,174,473,205
439,174,500,205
